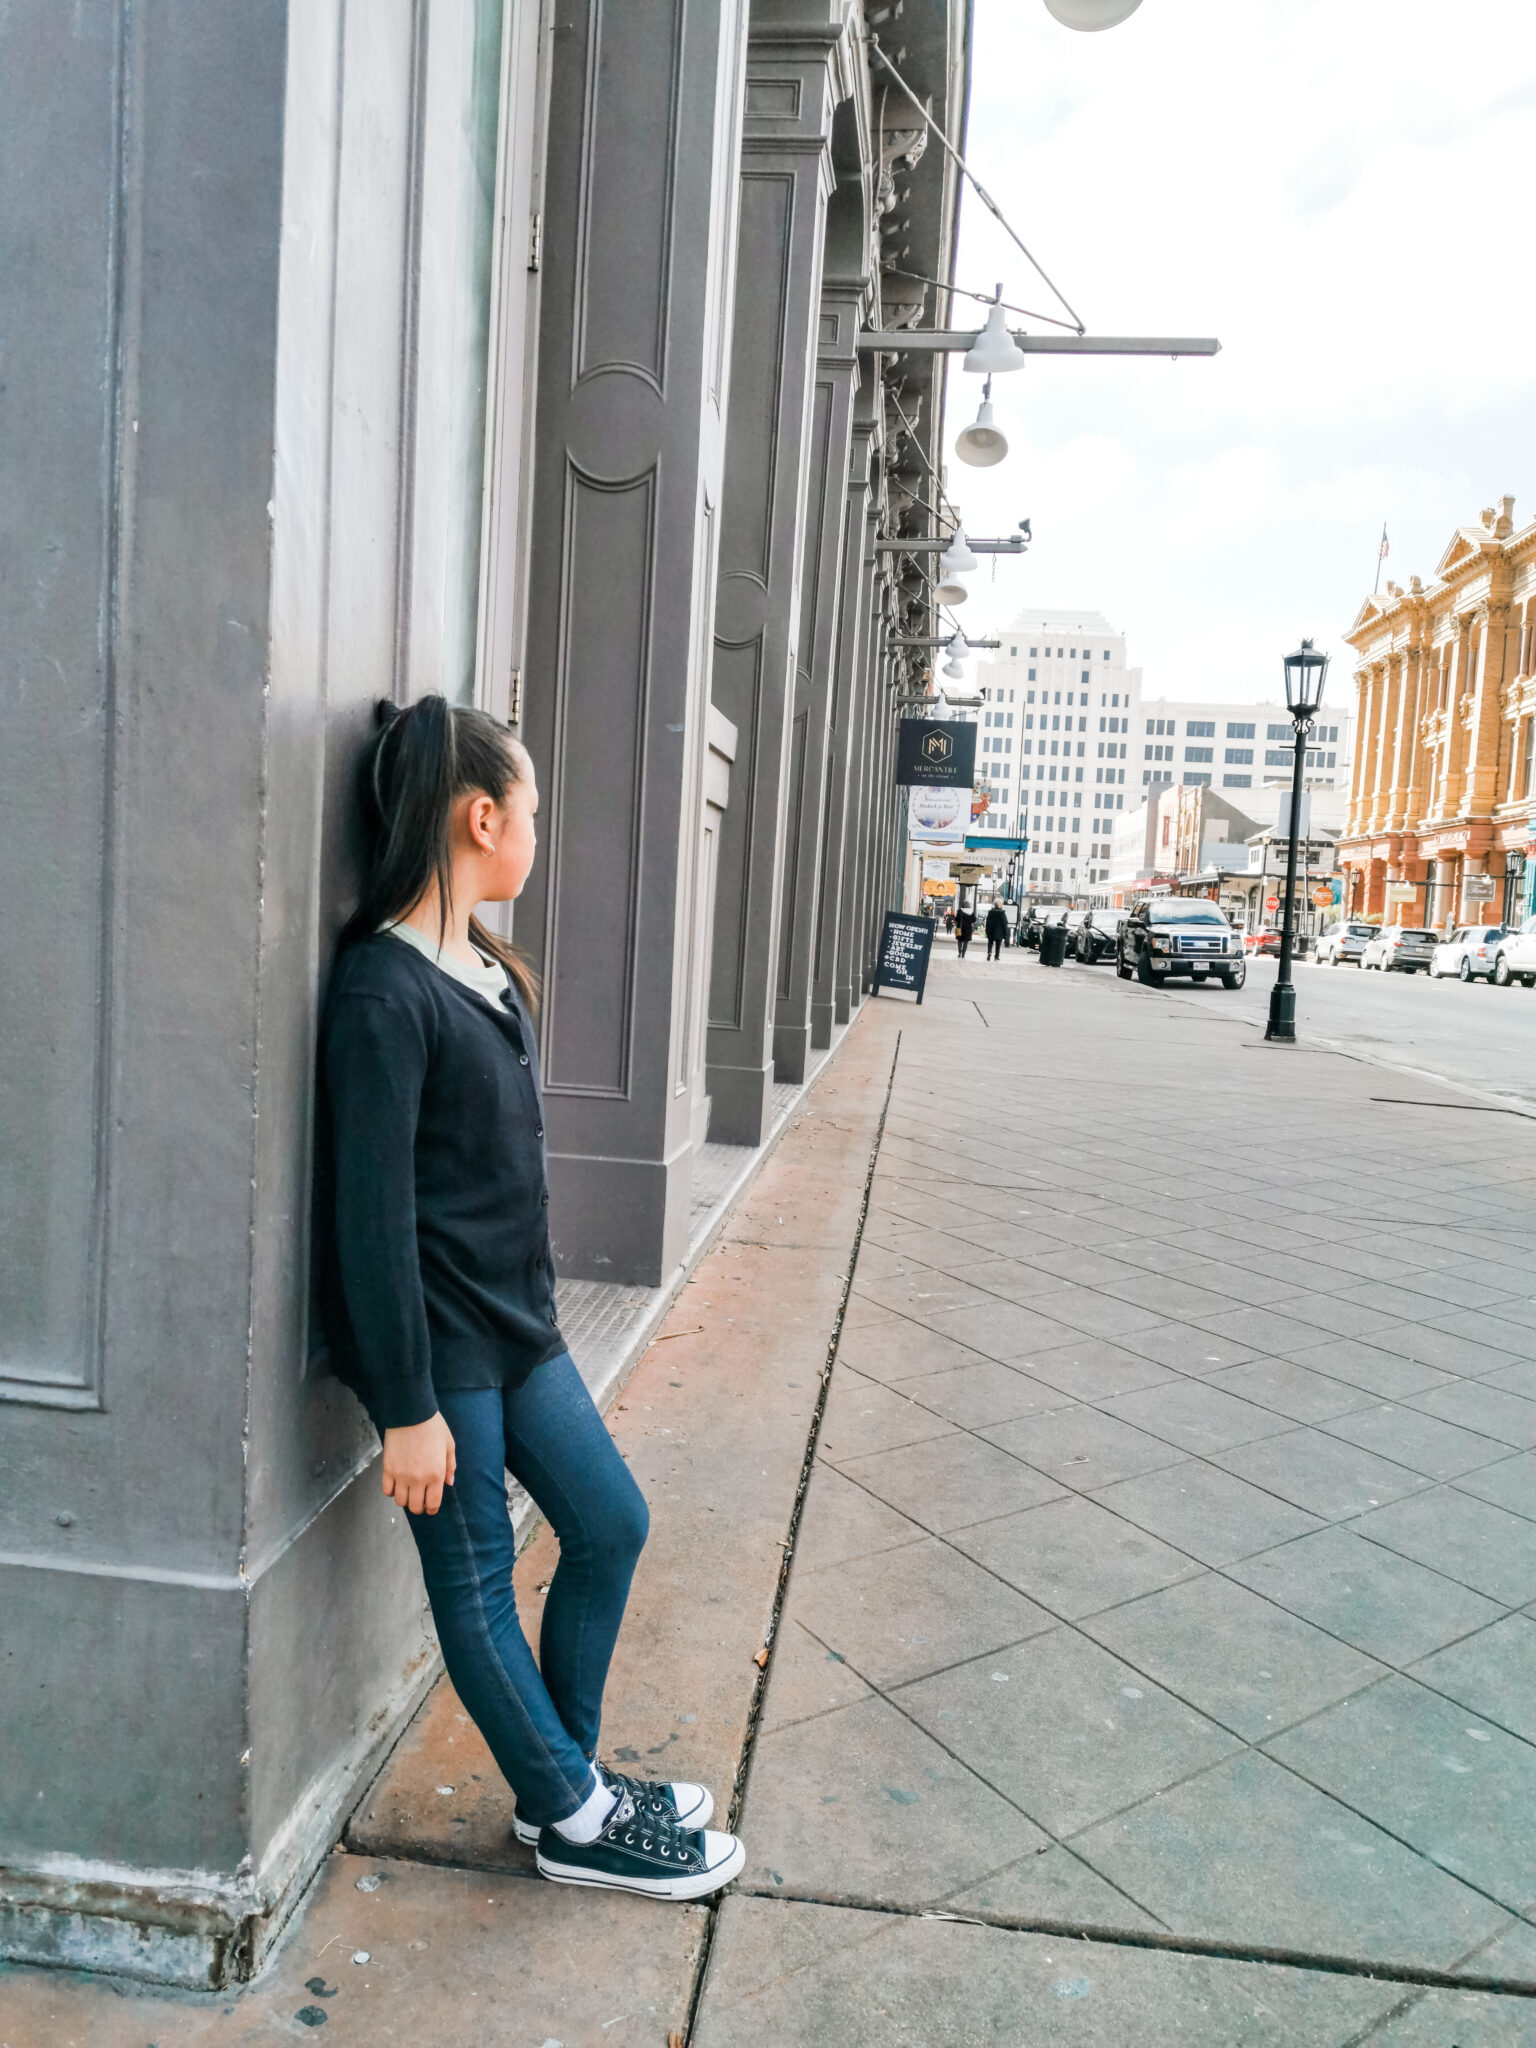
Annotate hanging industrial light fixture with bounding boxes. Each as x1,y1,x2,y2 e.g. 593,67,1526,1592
934,573,970,607
955,379,1008,468
942,654,966,680
938,526,978,579
1043,0,1143,29
961,293,1026,376
947,628,973,662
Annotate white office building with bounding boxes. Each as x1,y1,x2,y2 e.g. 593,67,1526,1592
1136,695,1352,805
974,610,1141,891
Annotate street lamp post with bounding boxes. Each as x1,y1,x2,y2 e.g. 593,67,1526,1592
1266,638,1330,1043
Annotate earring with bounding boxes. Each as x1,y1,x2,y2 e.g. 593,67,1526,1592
483,842,496,857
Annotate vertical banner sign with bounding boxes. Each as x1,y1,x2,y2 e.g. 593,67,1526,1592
895,719,977,788
873,912,935,1002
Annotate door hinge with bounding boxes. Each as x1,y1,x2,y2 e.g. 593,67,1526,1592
508,667,523,726
528,211,542,272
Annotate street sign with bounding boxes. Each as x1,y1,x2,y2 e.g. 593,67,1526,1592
949,863,984,882
1464,876,1497,900
1311,886,1334,907
1385,881,1418,903
895,719,977,788
873,911,935,1002
1265,895,1280,912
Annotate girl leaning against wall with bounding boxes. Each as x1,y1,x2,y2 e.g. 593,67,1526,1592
316,695,743,1900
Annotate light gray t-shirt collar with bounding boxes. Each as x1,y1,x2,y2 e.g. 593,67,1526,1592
381,920,507,1008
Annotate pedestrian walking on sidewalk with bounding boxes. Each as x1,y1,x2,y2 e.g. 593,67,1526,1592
955,906,976,957
984,903,1008,960
318,696,743,1903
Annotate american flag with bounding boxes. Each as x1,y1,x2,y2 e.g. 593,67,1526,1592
1378,525,1390,560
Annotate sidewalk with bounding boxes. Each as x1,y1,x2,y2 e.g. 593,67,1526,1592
7,949,1536,2044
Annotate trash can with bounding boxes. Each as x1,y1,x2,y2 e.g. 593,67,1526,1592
1039,921,1069,967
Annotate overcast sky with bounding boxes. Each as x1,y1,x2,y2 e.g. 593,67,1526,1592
939,0,1536,705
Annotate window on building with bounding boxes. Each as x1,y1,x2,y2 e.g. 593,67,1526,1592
1264,749,1292,767
1081,670,1090,685
1184,772,1211,787
1185,747,1214,763
1029,646,1037,656
1266,723,1291,741
1056,647,1063,657
1225,747,1253,765
1028,668,1036,681
1226,721,1254,739
1187,720,1215,738
1223,773,1252,789
1010,646,1017,657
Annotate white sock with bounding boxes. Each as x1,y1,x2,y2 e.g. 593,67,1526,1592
552,1771,619,1844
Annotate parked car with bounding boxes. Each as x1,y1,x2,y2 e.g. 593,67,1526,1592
1019,907,1051,950
1429,926,1506,981
1316,920,1378,966
1116,898,1246,988
1245,927,1283,956
1075,908,1123,965
1491,914,1536,987
1360,926,1437,973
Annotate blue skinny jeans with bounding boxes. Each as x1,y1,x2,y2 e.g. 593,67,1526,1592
386,1353,649,1828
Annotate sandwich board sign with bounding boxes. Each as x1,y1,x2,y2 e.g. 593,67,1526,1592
873,912,934,1002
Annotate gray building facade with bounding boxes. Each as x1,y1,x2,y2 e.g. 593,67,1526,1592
0,0,968,1987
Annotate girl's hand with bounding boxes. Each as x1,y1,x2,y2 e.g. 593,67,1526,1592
381,1414,457,1516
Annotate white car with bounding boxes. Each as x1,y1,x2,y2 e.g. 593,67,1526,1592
1360,926,1437,973
1429,926,1506,982
1491,914,1536,988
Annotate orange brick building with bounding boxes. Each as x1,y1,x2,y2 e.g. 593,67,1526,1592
1340,495,1536,930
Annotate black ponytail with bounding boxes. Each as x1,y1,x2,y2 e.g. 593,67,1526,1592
344,695,539,1012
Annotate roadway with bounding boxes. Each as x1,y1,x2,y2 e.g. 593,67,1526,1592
1149,951,1536,1115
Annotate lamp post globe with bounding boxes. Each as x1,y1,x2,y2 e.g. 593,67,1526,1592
1043,0,1143,28
1283,636,1329,719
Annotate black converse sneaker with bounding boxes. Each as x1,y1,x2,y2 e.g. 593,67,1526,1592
513,1764,712,1847
534,1789,745,1901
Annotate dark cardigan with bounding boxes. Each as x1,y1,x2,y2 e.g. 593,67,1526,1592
316,932,564,1429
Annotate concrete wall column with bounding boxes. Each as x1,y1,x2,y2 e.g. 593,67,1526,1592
834,483,885,1024
1464,599,1513,816
773,277,865,1080
519,0,751,1281
1386,646,1417,829
707,10,846,1142
1368,660,1393,831
1444,619,1474,815
812,408,877,1044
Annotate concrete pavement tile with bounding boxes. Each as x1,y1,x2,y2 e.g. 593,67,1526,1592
1455,1450,1536,1521
1359,1320,1526,1377
947,1496,1201,1619
1278,1337,1457,1402
784,1535,1054,1688
853,1262,990,1318
1485,1358,1536,1401
1089,1460,1323,1567
757,1617,874,1734
1079,1573,1385,1741
1028,1247,1158,1288
1096,1273,1250,1324
1028,1284,1170,1339
1351,1487,1536,1607
835,1317,991,1386
1206,1356,1381,1425
905,1357,1077,1429
1454,1911,1536,1985
1226,1525,1504,1665
1265,1675,1536,1912
848,1239,928,1282
789,1461,928,1574
1074,1750,1509,1972
817,1371,957,1461
957,1216,1087,1259
1263,1291,1405,1340
1113,1321,1260,1373
984,1403,1189,1489
1019,1337,1181,1402
895,1627,1239,1838
943,1843,1164,1930
1323,1403,1515,1481
1410,1614,1536,1745
870,1185,997,1234
923,1296,1082,1362
693,1897,1408,2048
1425,1307,1536,1361
839,1293,910,1333
1193,1304,1366,1356
1215,1426,1431,1519
1099,1379,1294,1455
346,1679,532,1873
739,1694,1046,1906
0,1853,705,2048
1364,1985,1536,2044
1409,1379,1536,1449
834,1431,1067,1534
